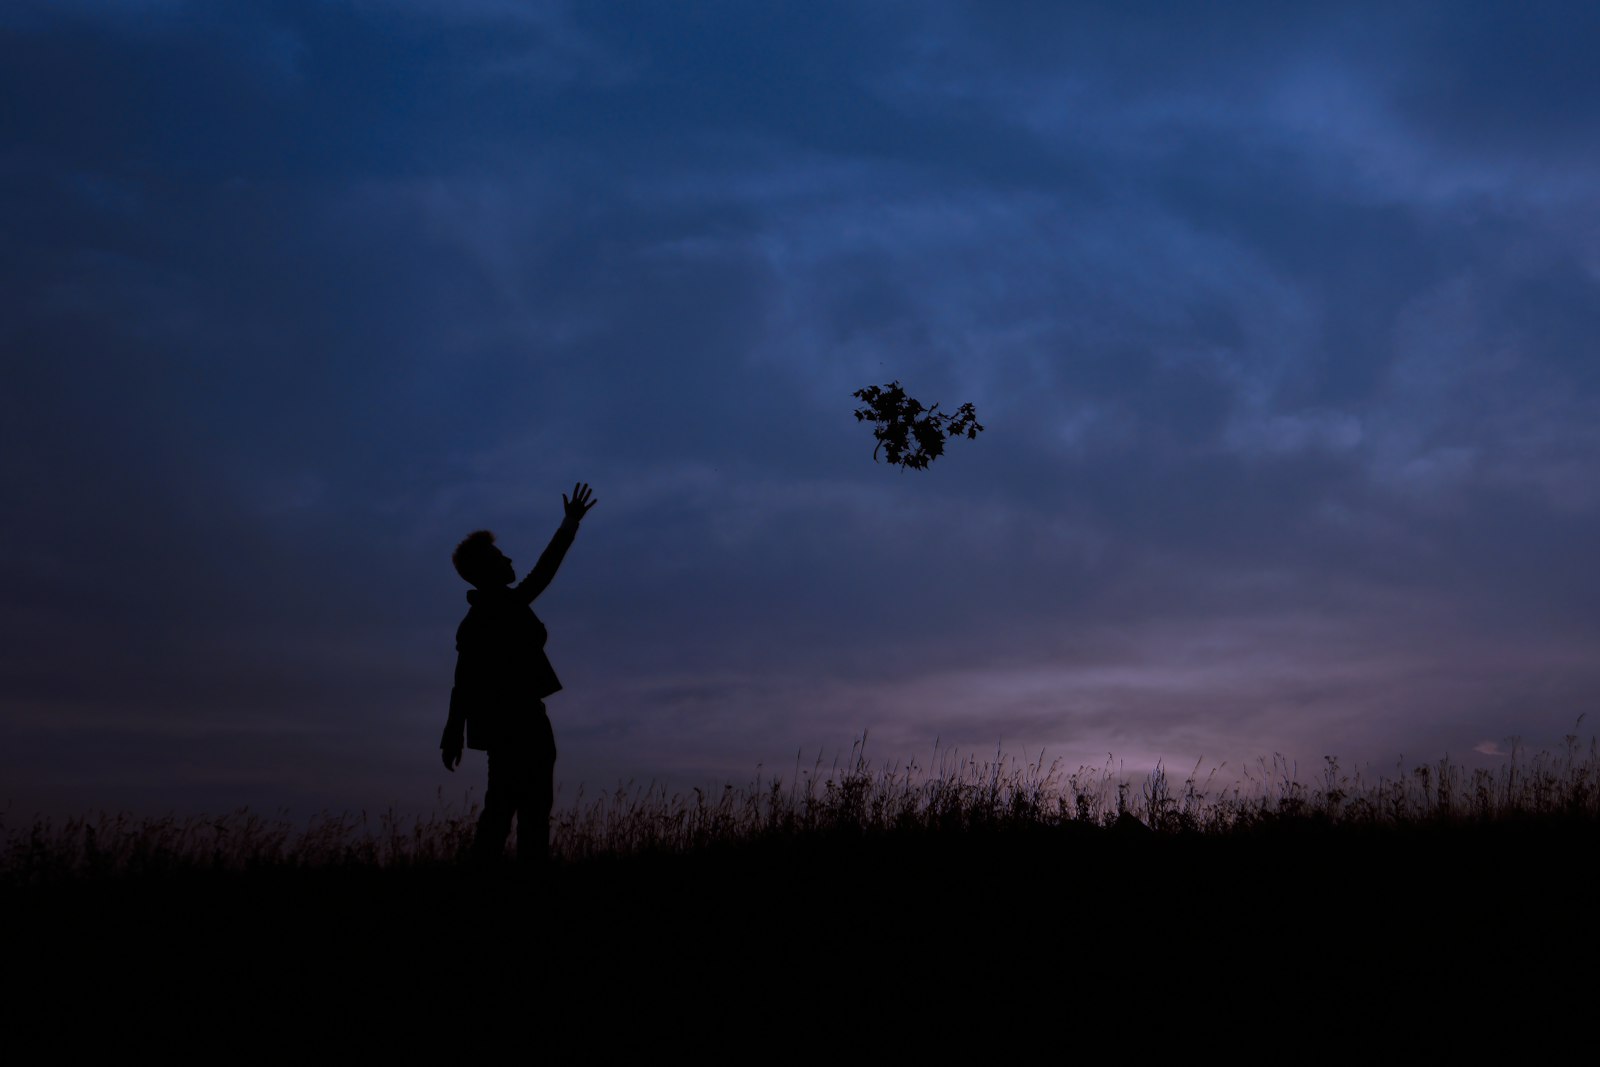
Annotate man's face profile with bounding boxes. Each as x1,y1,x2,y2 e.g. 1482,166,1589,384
485,549,514,588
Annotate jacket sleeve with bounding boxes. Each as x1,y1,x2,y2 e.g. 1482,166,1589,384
441,628,472,750
515,516,579,605
441,682,467,751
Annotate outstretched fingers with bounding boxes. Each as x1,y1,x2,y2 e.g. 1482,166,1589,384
563,481,598,518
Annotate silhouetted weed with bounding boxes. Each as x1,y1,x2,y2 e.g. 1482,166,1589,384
6,731,1597,885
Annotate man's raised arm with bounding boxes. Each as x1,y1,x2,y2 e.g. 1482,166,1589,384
515,482,597,604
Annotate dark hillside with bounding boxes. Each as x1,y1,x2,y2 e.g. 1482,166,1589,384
9,815,1594,1053
9,744,1598,1050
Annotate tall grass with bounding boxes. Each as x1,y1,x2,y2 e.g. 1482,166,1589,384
0,793,480,886
552,728,1600,858
5,730,1596,884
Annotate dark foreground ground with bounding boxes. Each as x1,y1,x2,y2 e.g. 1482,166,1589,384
7,819,1597,1054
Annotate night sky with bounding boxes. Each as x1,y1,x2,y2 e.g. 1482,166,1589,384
5,2,1599,820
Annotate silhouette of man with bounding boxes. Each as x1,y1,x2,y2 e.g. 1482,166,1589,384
441,482,597,865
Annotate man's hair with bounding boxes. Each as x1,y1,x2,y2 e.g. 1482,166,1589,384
452,529,499,585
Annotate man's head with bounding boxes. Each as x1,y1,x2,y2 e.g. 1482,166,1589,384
452,529,514,588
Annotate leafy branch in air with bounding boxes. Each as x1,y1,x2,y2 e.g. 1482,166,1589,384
851,380,984,471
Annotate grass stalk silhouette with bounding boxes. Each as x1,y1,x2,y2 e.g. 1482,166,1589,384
5,728,1598,885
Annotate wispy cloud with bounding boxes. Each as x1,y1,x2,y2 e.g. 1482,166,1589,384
3,2,1598,815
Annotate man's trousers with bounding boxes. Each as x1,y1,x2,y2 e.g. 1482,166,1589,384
473,706,557,863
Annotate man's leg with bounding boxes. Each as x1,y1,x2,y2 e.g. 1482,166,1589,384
515,709,557,865
473,747,515,863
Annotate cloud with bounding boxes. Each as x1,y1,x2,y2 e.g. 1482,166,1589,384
1,0,189,32
4,2,1600,816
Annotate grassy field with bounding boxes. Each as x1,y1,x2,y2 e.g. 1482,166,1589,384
7,734,1598,1050
8,732,1599,879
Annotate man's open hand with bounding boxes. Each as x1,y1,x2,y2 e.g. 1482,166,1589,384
563,482,598,524
442,745,461,772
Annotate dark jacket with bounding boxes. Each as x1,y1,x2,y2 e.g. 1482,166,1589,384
441,518,578,752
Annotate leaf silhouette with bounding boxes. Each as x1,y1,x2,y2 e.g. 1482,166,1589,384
851,380,984,471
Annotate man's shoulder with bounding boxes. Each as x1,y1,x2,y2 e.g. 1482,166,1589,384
456,589,527,641
462,588,514,615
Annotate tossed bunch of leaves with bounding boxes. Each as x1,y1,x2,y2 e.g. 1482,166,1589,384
851,380,984,470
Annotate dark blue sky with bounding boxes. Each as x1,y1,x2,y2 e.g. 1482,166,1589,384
4,1,1599,818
